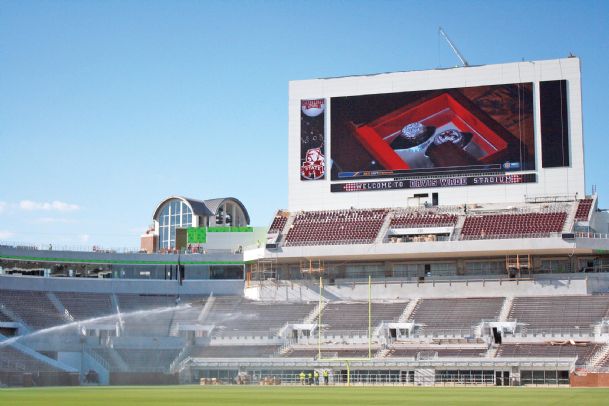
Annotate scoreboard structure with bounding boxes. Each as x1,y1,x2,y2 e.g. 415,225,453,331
288,58,584,211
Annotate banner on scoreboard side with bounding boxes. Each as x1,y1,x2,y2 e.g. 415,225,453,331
300,99,326,181
331,173,537,193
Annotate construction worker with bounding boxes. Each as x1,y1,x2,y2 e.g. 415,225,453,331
307,371,313,385
314,370,319,385
323,369,329,385
299,371,305,385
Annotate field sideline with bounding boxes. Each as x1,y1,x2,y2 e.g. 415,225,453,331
1,386,609,405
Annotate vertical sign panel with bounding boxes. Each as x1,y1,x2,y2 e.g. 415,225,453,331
540,80,570,168
300,99,326,180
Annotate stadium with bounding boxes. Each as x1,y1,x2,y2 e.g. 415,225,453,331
3,56,609,399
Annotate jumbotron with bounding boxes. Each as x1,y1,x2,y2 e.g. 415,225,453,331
2,57,609,388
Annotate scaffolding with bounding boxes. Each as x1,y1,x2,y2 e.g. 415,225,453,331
249,258,278,282
299,259,325,279
506,255,531,278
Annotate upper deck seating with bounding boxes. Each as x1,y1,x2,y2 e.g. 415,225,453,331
284,209,388,246
574,199,593,221
390,212,457,228
268,214,288,234
461,212,566,239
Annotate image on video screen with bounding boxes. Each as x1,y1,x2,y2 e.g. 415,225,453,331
330,83,535,180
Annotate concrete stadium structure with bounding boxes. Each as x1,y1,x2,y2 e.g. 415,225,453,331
2,57,609,387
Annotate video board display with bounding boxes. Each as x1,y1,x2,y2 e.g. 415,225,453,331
330,83,535,181
300,99,326,180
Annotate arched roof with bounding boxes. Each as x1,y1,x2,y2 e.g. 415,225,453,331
152,196,213,220
152,196,250,224
204,197,250,225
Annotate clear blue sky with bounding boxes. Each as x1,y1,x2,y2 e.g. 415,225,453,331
1,0,608,249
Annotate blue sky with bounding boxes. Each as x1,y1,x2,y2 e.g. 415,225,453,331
0,0,608,249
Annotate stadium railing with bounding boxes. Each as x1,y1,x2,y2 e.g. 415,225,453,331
516,327,595,338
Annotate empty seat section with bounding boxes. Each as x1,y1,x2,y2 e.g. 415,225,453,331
574,199,593,221
207,298,315,336
508,295,609,329
55,292,114,321
115,348,180,371
461,212,567,239
386,347,486,358
268,215,288,234
284,209,388,246
0,346,62,372
496,343,601,365
390,212,457,228
410,298,504,334
320,302,407,334
283,348,372,358
116,294,181,336
0,290,66,330
190,345,280,358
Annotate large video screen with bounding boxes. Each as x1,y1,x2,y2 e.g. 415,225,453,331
330,83,535,180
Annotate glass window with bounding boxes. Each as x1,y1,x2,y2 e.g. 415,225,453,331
157,199,193,250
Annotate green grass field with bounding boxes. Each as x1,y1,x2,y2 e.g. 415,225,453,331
1,386,609,405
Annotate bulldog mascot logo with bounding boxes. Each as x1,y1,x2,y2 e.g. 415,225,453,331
301,147,325,180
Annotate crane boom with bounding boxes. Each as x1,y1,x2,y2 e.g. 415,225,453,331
439,27,469,67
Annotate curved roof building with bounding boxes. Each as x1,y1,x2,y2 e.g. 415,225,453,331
147,196,250,251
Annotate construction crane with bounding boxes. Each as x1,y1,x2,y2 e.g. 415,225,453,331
438,27,469,67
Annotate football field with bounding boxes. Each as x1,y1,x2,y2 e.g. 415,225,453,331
1,386,608,405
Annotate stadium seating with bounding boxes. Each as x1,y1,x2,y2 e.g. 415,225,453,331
282,348,373,358
0,346,62,372
55,292,114,321
116,294,179,312
115,349,181,371
461,212,567,239
190,345,280,358
203,298,315,336
574,199,594,221
284,209,388,246
0,290,67,330
390,211,458,228
508,295,609,330
386,347,486,358
268,214,288,234
496,343,601,365
319,302,407,334
409,298,504,334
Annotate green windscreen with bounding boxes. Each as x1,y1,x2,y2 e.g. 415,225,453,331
187,227,207,243
187,226,253,243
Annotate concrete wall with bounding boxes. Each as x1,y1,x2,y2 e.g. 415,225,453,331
0,274,244,295
0,245,243,265
245,277,589,302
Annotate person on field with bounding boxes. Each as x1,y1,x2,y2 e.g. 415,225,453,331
314,370,319,385
307,372,312,385
323,369,329,385
299,371,305,385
